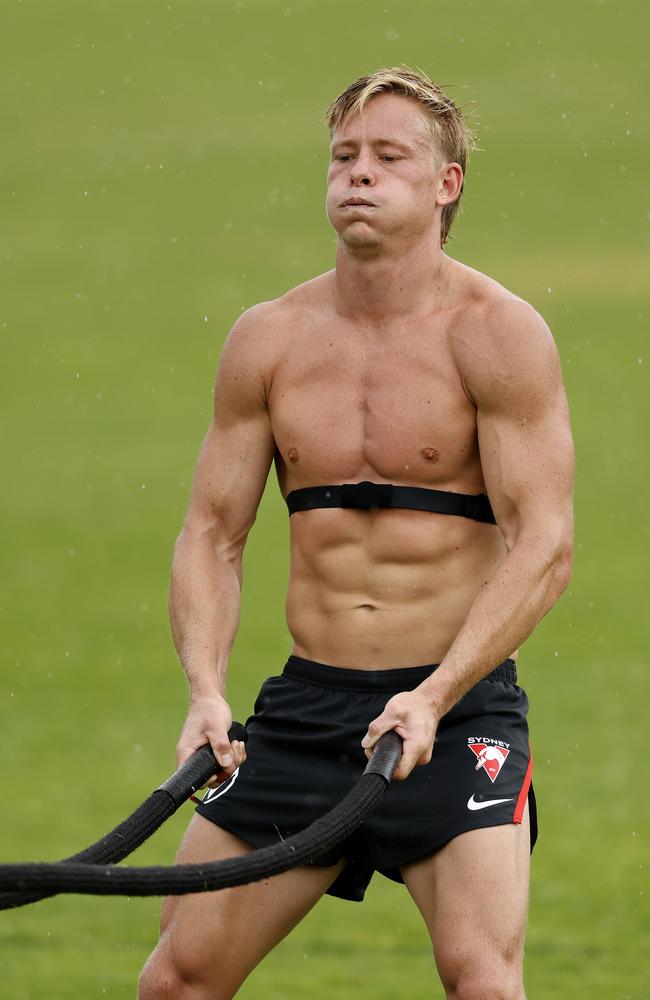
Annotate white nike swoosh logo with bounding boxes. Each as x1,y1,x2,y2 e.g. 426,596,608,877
467,794,514,811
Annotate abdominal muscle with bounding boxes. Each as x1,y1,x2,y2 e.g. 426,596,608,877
286,507,510,670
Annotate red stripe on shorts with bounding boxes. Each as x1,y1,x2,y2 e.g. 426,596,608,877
513,744,533,824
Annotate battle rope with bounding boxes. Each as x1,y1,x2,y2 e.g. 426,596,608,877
0,727,402,905
0,722,248,911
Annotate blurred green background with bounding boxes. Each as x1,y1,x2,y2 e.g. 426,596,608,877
1,0,648,996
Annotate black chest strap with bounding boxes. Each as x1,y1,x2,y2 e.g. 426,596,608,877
285,481,496,524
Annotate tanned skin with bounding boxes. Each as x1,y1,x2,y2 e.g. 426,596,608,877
139,94,574,1000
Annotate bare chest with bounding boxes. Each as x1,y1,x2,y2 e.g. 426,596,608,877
268,315,483,493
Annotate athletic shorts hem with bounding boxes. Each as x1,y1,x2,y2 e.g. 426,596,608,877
377,803,536,884
194,809,263,853
194,808,348,869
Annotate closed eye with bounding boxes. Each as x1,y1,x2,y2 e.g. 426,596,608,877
334,154,402,163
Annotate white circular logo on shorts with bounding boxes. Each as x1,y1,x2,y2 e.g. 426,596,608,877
201,767,240,804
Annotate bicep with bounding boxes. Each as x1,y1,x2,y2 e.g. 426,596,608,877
470,303,575,549
183,318,276,556
478,382,574,549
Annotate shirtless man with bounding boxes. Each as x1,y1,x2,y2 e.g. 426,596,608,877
139,68,574,1000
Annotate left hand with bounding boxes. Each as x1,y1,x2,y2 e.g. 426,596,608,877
361,689,439,781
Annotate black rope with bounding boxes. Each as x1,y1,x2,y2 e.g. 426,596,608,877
0,724,248,911
0,728,402,904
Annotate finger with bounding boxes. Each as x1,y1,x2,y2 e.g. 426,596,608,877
392,743,423,781
177,743,209,773
233,740,246,768
361,714,392,753
209,733,236,771
175,743,191,770
202,737,246,789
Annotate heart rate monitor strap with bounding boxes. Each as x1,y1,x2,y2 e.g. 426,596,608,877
286,482,496,524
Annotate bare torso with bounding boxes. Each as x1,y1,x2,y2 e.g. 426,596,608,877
264,259,514,669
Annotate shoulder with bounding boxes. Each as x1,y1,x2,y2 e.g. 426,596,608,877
448,264,562,408
449,260,555,353
217,272,335,401
223,271,335,356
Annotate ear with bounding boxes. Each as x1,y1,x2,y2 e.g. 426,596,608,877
435,162,464,207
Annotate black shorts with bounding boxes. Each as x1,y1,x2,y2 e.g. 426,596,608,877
196,654,537,902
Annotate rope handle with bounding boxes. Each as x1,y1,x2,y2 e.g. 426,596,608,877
363,730,402,782
158,722,248,806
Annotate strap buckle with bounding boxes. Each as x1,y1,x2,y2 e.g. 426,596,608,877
340,481,393,510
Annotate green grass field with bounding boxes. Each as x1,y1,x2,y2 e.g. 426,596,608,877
1,1,648,996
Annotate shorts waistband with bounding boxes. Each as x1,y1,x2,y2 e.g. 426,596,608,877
283,655,517,692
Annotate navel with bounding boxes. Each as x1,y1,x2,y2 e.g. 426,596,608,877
288,447,299,464
420,446,440,463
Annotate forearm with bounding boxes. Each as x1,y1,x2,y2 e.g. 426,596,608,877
420,536,572,716
169,525,243,699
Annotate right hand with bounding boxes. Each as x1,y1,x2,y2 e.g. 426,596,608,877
176,693,247,789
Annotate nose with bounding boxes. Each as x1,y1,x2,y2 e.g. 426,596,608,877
350,152,374,187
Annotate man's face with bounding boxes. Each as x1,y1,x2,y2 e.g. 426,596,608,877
326,93,448,251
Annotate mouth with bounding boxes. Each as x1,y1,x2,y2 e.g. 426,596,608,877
341,197,376,208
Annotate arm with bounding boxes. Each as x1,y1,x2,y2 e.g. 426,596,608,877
171,306,276,782
363,297,575,778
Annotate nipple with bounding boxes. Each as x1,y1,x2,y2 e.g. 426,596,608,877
288,447,299,464
420,447,440,463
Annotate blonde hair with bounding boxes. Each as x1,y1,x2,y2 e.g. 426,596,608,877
326,67,475,245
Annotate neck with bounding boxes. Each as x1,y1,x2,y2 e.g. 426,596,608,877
334,230,447,324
